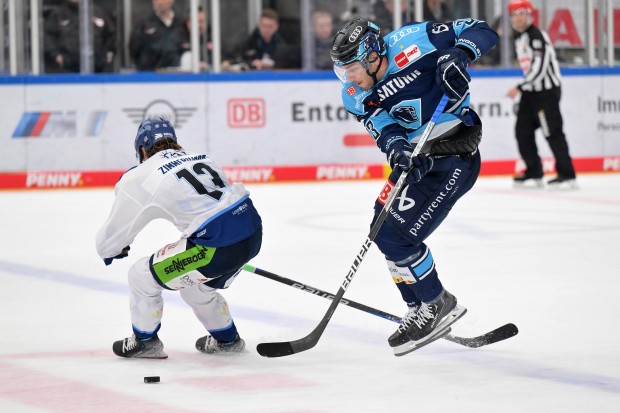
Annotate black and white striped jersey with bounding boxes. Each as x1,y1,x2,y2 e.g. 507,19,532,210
514,24,562,92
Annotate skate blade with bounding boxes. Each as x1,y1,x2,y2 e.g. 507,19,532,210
393,327,452,357
392,305,468,357
513,179,544,189
134,350,169,359
547,180,578,190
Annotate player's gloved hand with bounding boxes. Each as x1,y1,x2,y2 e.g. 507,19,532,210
435,47,472,101
103,246,130,266
387,140,413,175
405,154,434,184
388,154,434,185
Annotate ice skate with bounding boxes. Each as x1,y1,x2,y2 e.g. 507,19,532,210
196,334,246,354
388,304,419,348
547,176,578,190
112,335,168,359
513,173,544,189
393,290,467,356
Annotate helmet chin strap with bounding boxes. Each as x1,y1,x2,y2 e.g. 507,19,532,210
365,54,384,86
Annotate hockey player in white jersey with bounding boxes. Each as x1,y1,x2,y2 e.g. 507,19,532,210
96,118,262,358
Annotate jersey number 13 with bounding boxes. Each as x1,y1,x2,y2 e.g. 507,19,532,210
176,162,225,200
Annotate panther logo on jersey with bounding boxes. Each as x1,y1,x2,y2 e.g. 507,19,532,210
392,106,419,123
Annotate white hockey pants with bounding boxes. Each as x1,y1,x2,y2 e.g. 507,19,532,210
128,257,234,336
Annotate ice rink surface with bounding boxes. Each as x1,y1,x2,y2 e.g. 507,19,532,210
1,173,619,413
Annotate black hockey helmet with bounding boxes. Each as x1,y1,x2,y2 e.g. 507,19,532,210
330,18,386,68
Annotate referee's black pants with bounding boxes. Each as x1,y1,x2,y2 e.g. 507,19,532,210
515,88,576,178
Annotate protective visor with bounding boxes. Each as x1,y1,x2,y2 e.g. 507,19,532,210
333,61,366,84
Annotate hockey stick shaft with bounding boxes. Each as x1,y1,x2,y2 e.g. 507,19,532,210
256,95,450,358
244,264,400,322
245,264,518,348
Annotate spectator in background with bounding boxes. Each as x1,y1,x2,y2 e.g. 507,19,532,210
44,0,115,73
129,0,186,71
179,7,211,71
311,10,334,70
423,0,453,22
222,8,300,71
372,0,407,34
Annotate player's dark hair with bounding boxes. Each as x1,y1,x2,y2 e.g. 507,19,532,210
145,139,183,159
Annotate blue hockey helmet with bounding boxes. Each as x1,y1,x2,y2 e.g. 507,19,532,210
134,117,177,163
330,18,386,68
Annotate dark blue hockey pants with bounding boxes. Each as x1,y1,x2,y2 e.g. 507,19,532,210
372,151,481,303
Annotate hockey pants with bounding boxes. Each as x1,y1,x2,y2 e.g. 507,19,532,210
128,229,262,341
373,152,481,303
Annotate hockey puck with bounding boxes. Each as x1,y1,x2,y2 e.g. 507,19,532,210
144,376,160,383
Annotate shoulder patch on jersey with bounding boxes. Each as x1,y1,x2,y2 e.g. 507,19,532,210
347,85,357,96
394,44,421,68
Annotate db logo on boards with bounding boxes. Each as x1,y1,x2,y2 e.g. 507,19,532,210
227,98,266,128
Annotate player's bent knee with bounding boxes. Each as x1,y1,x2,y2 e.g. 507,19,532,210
179,283,217,306
128,256,161,295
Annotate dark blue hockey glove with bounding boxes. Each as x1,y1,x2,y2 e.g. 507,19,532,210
406,154,434,184
388,154,434,185
435,47,472,101
103,246,130,266
387,140,414,175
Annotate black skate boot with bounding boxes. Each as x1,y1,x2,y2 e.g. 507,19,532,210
391,290,467,356
388,304,419,348
112,335,168,359
547,176,577,189
196,334,246,354
513,172,543,188
406,290,465,342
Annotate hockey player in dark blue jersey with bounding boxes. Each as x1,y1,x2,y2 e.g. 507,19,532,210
331,18,498,355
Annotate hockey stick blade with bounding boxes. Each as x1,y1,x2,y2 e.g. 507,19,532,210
256,342,294,357
443,323,518,348
245,265,519,350
256,284,346,357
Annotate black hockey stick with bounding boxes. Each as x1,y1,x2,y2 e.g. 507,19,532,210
256,95,451,358
244,264,518,348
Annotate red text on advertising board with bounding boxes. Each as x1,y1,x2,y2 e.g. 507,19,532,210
227,98,266,128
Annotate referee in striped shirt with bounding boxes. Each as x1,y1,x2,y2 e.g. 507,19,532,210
507,0,577,188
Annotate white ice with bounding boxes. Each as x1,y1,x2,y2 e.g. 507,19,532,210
1,174,619,413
